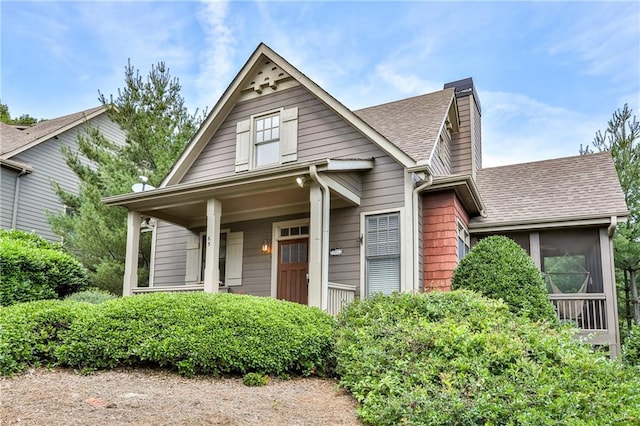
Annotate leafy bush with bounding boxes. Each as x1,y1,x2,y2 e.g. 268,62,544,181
0,300,90,376
56,292,336,377
452,235,557,322
243,372,269,387
335,291,640,425
0,230,89,306
65,288,118,304
623,323,640,367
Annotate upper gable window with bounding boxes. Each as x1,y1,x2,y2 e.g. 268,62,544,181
255,113,280,167
235,107,298,172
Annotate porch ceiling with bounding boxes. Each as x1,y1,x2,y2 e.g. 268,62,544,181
104,159,367,228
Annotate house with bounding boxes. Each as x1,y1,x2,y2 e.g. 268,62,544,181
103,44,628,356
1,107,125,241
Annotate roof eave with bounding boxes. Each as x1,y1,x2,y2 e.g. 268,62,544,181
420,174,485,215
468,211,629,233
2,106,107,159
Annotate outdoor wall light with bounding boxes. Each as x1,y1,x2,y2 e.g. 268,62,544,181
295,176,306,188
261,239,271,254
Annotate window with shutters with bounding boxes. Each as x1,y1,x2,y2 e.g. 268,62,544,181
235,107,298,172
194,230,244,286
365,212,400,296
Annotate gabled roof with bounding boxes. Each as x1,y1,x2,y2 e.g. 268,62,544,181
162,43,454,187
1,106,105,158
470,151,629,230
354,88,456,163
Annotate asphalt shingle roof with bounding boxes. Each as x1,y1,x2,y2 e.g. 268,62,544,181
354,88,454,163
471,151,629,227
0,106,104,157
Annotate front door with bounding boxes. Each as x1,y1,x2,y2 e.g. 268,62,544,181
277,238,308,304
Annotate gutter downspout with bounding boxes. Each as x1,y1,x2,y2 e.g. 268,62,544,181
11,168,29,229
608,215,617,238
309,165,329,311
412,174,433,292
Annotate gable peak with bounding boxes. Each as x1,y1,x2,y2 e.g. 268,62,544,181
242,55,296,96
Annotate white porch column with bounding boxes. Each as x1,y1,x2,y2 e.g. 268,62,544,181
123,210,141,296
308,183,322,308
204,198,222,293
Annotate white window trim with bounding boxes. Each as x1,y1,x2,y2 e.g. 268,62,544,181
359,208,405,298
457,219,470,261
199,228,230,284
270,218,310,298
253,109,283,169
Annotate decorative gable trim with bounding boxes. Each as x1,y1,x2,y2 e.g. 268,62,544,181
161,43,417,188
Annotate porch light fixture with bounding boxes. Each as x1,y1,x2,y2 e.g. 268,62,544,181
261,239,271,254
295,176,306,188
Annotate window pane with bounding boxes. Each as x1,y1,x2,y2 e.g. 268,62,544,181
281,245,289,264
301,226,309,235
291,243,299,263
256,131,264,143
272,127,279,139
281,228,289,237
272,116,279,127
264,129,272,141
256,141,279,166
367,257,400,295
365,213,401,295
256,119,264,131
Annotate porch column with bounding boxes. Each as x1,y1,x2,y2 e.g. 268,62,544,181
123,210,141,296
600,227,620,357
204,198,222,293
308,183,322,308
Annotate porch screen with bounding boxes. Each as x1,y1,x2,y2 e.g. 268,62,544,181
365,213,400,295
539,228,602,293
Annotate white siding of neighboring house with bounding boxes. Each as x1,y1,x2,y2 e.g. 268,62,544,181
7,114,125,241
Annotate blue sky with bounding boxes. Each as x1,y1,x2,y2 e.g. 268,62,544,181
1,1,638,167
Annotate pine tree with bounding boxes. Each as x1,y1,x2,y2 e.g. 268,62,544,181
49,60,204,294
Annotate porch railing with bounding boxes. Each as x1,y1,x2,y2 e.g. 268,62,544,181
548,293,607,330
327,282,358,316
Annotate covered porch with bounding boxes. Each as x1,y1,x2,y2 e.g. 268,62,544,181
104,159,372,315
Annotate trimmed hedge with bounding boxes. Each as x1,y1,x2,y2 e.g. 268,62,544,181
0,230,89,306
452,235,557,323
0,299,90,376
335,291,640,425
0,292,336,378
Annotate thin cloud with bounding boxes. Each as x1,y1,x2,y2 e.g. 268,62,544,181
481,91,605,167
196,0,235,111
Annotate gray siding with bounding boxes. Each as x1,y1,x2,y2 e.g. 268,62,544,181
152,220,192,287
0,167,18,229
430,129,452,176
8,114,125,241
472,99,482,174
451,95,473,176
157,85,407,291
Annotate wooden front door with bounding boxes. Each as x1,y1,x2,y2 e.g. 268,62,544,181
277,238,309,304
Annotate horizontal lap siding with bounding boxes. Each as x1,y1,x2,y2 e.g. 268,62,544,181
152,220,191,286
451,96,472,176
326,172,361,198
175,85,406,293
10,115,124,242
430,128,452,176
1,168,17,229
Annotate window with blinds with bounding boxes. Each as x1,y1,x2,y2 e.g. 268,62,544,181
365,212,400,295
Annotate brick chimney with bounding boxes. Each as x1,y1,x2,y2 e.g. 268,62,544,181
444,78,482,177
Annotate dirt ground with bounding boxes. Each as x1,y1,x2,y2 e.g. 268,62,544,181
0,368,361,425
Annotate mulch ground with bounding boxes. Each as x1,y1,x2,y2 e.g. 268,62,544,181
0,368,361,425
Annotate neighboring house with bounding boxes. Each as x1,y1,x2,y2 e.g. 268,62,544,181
104,44,628,355
1,107,125,241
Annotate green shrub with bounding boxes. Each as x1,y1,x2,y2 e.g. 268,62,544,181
243,372,269,387
452,235,557,322
65,288,118,304
335,291,640,425
623,323,640,367
0,299,90,376
56,292,336,377
0,231,89,306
